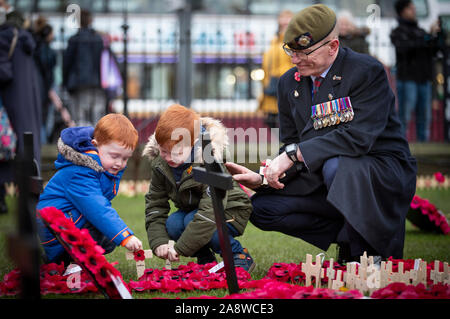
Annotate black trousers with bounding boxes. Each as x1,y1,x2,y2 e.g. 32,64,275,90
250,157,379,257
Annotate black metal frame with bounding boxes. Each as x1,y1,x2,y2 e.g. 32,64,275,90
192,132,240,295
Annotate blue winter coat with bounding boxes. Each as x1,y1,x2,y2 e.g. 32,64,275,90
36,126,134,262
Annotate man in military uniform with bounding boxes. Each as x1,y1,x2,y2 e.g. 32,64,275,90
226,4,417,263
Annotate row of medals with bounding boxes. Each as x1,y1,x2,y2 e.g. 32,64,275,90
312,108,354,130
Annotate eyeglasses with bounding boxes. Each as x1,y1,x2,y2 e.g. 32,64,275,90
283,40,331,58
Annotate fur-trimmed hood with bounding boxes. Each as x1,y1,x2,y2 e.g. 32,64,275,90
56,138,104,173
142,117,229,163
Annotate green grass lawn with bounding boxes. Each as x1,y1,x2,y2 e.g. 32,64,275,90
0,188,449,299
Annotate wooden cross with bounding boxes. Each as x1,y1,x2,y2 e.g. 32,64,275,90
379,261,393,288
444,262,450,285
359,252,368,281
344,262,358,289
165,240,175,270
409,259,427,286
325,258,336,289
301,254,322,288
331,270,344,290
366,269,380,292
126,249,153,279
430,260,446,284
413,259,427,286
366,255,378,274
397,262,412,284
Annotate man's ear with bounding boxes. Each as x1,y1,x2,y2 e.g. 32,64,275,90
329,39,340,55
91,139,98,146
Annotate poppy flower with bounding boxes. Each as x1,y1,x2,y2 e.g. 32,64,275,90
84,252,107,273
294,72,301,82
95,265,113,287
434,172,445,184
38,207,66,222
71,242,91,261
60,227,84,247
133,250,146,262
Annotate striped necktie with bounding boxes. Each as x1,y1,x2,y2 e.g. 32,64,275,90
312,76,324,99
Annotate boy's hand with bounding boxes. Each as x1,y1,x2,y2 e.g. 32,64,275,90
167,247,179,262
124,236,143,252
155,244,180,262
155,244,169,259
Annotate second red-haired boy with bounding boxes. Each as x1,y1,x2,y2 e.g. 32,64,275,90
143,104,255,272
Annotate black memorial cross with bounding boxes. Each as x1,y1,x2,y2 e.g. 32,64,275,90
8,132,42,299
192,132,240,295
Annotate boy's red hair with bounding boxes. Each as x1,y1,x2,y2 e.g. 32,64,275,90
155,104,200,150
94,113,139,150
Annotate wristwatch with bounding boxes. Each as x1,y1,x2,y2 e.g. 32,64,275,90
285,143,299,163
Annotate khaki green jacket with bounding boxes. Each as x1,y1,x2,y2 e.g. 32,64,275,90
142,117,252,257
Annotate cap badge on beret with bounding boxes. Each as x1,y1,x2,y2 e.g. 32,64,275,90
296,33,313,48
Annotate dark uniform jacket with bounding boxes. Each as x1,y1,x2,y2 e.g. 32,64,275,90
266,47,417,258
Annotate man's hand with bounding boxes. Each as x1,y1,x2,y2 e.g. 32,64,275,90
265,152,294,189
124,236,143,252
225,162,262,189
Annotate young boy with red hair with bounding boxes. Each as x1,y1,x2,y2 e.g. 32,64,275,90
37,113,143,264
143,104,255,272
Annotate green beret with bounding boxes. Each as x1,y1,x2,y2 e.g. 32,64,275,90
283,4,336,50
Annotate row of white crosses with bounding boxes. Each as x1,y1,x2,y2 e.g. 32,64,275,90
416,175,449,189
125,240,175,279
301,252,450,295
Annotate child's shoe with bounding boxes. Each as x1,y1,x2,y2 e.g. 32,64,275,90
233,248,255,273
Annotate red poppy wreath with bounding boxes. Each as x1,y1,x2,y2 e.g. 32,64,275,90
407,195,450,235
37,206,130,298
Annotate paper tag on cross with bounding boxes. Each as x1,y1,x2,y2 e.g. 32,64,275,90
126,249,153,279
208,261,225,273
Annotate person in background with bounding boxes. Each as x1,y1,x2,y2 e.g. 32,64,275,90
0,0,22,29
33,16,74,144
63,9,105,127
258,10,294,129
0,1,41,214
337,10,370,55
390,0,440,142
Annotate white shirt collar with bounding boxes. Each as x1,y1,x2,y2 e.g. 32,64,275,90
311,65,332,82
